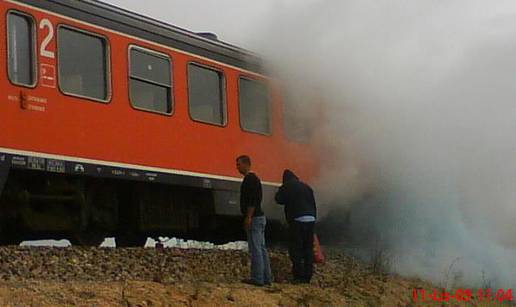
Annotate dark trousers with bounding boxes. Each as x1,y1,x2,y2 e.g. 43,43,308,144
288,221,315,282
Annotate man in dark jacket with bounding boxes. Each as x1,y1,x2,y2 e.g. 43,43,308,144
236,155,272,286
275,169,317,283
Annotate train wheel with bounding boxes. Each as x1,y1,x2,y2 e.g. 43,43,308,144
115,235,147,247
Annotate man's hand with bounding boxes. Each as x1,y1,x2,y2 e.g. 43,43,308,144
244,207,255,231
243,216,252,231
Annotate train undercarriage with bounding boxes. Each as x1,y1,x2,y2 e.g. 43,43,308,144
0,168,249,247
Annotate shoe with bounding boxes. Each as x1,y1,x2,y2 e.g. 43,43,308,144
241,279,264,287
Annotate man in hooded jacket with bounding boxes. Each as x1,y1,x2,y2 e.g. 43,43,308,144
275,169,317,283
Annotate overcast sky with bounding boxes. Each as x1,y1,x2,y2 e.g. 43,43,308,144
103,0,282,48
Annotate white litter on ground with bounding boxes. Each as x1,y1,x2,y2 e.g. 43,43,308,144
20,237,248,251
20,240,71,247
146,237,248,251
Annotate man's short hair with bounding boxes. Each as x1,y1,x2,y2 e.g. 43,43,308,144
236,155,251,165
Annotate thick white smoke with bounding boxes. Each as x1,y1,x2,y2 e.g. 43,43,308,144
246,0,516,289
104,0,516,289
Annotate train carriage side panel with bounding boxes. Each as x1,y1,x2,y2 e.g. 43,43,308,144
0,0,319,232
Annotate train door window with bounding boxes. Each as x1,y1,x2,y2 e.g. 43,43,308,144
58,26,109,102
238,78,271,135
188,63,225,125
7,12,36,87
129,46,172,115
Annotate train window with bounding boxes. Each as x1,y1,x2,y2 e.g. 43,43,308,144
7,12,36,87
282,92,315,143
58,26,109,101
188,64,225,125
129,46,172,114
281,85,316,143
239,78,271,135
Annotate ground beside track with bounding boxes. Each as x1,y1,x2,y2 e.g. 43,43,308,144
0,246,511,306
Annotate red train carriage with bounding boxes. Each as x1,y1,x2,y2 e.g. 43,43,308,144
0,0,317,246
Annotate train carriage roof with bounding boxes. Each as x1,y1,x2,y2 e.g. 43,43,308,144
14,0,264,73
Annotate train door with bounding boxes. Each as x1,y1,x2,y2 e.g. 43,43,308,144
0,10,40,198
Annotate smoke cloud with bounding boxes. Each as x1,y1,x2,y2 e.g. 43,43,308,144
247,0,516,289
105,0,516,289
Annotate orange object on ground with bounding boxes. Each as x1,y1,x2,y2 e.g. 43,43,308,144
313,234,325,264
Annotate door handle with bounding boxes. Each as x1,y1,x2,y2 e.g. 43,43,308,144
19,91,27,110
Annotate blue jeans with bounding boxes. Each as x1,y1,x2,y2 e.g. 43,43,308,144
247,215,272,284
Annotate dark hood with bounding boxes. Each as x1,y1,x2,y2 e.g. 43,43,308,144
282,169,298,184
